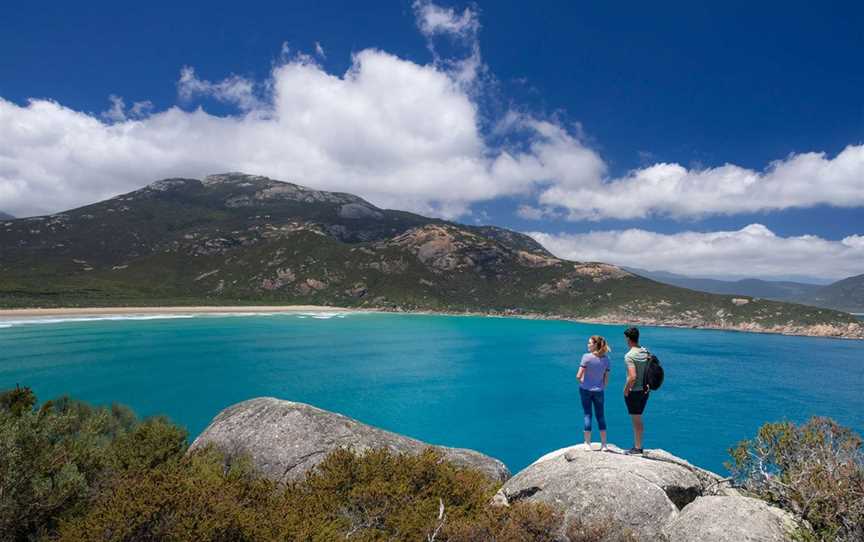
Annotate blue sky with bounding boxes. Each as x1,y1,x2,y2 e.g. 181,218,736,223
1,1,862,281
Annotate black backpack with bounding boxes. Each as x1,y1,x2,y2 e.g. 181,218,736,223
644,350,665,391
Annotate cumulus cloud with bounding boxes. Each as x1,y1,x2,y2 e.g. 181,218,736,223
528,224,864,280
537,145,864,220
0,0,861,225
0,46,601,218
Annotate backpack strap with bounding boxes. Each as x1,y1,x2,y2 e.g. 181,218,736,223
641,347,650,393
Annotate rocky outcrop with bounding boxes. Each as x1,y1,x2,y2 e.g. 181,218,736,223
494,444,740,540
664,496,798,542
188,399,800,540
189,397,509,483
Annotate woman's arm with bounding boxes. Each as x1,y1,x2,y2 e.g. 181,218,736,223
603,369,609,388
577,366,585,383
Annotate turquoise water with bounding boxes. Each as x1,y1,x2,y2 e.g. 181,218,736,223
1,312,863,475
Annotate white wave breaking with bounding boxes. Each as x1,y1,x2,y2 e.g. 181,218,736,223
0,314,198,327
0,310,363,328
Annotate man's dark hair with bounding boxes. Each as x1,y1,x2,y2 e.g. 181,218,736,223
624,327,640,344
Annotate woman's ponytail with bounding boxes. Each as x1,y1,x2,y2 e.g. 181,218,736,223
590,335,610,356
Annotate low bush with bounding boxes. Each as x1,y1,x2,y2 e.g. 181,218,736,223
728,416,864,541
56,446,567,541
564,515,641,542
0,387,188,542
3,387,572,541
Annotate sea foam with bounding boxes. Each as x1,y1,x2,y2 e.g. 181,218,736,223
0,310,359,328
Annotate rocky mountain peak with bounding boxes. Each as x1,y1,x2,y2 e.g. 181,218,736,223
202,172,273,186
139,173,383,215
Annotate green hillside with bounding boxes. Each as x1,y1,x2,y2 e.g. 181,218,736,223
1,173,860,338
798,274,864,313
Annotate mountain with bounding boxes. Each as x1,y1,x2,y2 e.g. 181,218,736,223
1,173,860,338
626,267,863,313
624,267,822,302
797,274,864,313
0,211,14,220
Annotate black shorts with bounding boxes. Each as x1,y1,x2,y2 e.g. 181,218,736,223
625,389,649,415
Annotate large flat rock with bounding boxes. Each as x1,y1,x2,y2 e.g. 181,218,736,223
189,397,510,483
495,444,733,539
664,495,798,542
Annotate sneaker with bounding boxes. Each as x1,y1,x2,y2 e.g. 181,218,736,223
625,447,643,455
599,445,608,452
583,442,594,451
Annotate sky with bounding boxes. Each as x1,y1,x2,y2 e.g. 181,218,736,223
1,0,862,282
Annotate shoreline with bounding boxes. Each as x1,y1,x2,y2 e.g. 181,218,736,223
1,304,861,340
0,305,354,317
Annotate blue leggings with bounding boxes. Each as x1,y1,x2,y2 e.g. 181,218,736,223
579,388,606,431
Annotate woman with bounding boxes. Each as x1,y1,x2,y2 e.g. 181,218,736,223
577,335,611,451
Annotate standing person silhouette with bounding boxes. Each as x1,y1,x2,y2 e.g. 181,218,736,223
623,327,650,455
577,335,611,451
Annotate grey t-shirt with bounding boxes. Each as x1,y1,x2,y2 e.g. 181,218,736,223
624,347,649,390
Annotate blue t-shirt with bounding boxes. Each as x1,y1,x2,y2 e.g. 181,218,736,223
580,353,610,391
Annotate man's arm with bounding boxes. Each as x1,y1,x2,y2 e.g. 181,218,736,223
624,360,636,396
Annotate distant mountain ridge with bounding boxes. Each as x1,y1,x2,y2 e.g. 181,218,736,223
0,211,14,220
626,267,863,313
798,274,864,313
1,172,861,338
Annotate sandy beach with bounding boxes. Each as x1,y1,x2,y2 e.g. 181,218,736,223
0,305,357,318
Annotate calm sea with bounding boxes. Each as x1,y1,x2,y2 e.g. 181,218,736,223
1,312,862,474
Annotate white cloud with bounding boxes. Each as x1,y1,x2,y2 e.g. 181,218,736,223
413,0,479,39
0,47,601,218
177,66,262,112
412,0,483,88
0,0,861,226
314,41,326,59
101,95,127,122
516,205,545,220
540,145,864,220
100,95,154,123
528,224,864,280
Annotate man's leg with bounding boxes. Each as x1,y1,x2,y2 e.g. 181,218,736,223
630,414,643,449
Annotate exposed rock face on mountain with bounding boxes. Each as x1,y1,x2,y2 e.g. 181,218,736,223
1,172,861,338
495,444,796,541
664,495,798,542
189,397,510,483
494,444,737,539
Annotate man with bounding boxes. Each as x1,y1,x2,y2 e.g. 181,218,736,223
623,326,649,455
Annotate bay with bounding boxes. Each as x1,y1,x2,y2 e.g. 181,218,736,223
1,311,862,474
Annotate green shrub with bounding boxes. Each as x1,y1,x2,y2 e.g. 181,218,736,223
55,443,572,542
563,515,642,542
442,501,563,541
728,417,864,542
0,385,37,417
55,446,281,542
2,387,675,541
0,388,188,542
